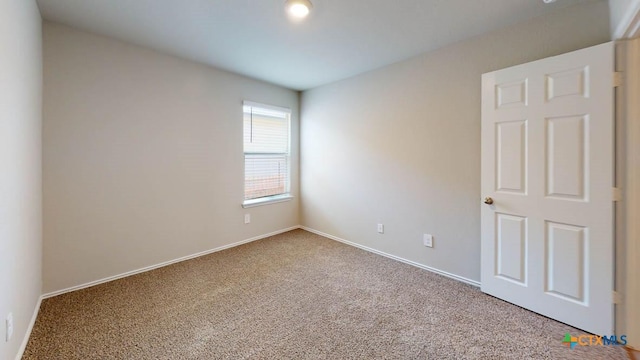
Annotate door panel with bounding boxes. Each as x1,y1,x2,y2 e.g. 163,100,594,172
496,79,528,108
496,213,528,285
545,115,588,200
496,120,528,194
481,42,614,335
545,221,587,303
546,67,589,101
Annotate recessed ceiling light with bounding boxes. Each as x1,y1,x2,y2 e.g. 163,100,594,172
285,0,313,19
543,0,557,3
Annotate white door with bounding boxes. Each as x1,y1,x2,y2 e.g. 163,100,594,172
481,42,614,335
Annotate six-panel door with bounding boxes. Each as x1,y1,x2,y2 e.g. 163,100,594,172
481,42,614,335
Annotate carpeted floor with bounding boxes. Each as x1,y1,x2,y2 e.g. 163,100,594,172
23,229,628,359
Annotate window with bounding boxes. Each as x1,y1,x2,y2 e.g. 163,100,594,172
242,101,292,207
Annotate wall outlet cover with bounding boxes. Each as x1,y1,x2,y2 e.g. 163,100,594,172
6,313,13,342
423,234,434,248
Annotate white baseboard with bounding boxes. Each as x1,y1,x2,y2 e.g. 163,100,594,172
25,225,477,360
42,226,300,299
40,225,481,299
15,295,42,360
300,226,481,288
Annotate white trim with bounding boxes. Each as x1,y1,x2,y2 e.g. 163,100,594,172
242,194,293,208
28,225,481,356
243,100,291,114
42,226,300,299
623,38,640,349
614,0,640,39
300,226,481,288
15,296,42,360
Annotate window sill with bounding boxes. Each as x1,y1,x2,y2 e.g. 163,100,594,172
242,194,293,208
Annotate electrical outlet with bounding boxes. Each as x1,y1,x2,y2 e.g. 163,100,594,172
377,224,384,234
244,214,251,224
423,234,434,248
6,313,13,342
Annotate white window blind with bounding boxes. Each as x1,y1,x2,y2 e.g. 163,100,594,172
243,101,291,202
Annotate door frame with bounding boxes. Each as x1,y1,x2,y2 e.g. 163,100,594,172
612,3,640,346
617,38,640,350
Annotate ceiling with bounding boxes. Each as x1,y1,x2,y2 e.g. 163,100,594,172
36,0,599,90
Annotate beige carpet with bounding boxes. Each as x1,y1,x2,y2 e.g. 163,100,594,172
23,229,628,359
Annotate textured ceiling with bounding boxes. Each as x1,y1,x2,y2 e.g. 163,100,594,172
36,0,599,90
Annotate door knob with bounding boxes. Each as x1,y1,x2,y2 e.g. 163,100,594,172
484,197,494,205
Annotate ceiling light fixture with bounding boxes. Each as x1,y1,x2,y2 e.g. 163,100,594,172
285,0,313,19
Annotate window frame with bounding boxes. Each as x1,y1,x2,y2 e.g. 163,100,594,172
241,101,293,208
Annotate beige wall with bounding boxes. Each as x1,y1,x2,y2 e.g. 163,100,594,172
300,1,610,282
0,0,42,359
42,22,300,294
